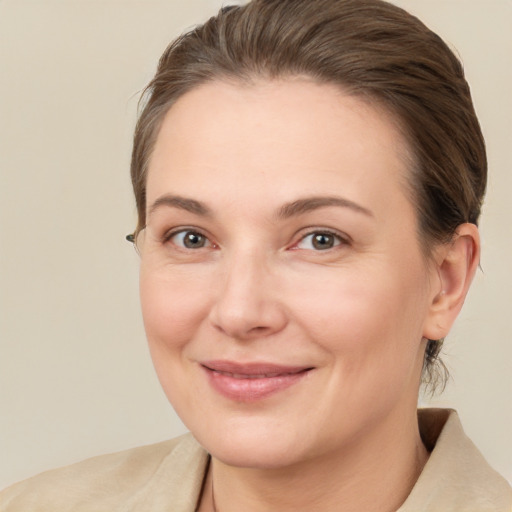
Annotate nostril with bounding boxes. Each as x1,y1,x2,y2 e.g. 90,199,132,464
207,277,288,339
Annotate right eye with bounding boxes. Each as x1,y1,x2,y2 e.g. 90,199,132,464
167,230,212,249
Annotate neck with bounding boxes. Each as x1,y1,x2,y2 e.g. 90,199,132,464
203,409,429,512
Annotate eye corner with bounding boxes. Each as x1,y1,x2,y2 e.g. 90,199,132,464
290,229,351,252
164,228,217,250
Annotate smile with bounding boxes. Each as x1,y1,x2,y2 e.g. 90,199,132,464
215,371,297,379
200,361,313,402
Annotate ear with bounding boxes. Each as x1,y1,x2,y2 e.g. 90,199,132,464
422,223,480,341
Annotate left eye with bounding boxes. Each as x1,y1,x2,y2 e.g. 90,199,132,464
169,230,211,249
296,232,342,251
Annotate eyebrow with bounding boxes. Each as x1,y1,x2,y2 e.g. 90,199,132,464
277,196,374,219
147,194,373,220
148,194,212,217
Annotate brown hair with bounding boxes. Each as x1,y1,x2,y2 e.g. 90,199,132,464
130,0,487,391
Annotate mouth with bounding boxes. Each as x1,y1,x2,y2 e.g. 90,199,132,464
200,360,314,402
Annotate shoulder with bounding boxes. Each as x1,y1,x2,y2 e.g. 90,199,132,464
0,433,209,512
400,409,512,512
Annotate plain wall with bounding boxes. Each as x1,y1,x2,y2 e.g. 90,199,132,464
1,0,510,488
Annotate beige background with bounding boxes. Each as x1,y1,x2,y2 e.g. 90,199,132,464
0,0,510,489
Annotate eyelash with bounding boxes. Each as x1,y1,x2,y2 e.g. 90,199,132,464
291,229,350,251
162,228,215,250
162,227,350,253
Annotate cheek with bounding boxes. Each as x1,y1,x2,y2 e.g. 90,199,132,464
294,267,429,425
288,260,429,366
139,267,212,417
139,266,210,352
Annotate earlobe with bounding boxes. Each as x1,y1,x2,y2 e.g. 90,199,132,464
423,223,480,341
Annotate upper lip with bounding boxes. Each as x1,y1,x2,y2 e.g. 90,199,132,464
201,360,313,378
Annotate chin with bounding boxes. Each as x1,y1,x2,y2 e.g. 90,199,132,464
191,418,309,470
210,440,302,470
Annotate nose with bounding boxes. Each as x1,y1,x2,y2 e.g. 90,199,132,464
208,249,288,340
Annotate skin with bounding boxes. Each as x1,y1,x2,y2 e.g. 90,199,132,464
139,79,479,512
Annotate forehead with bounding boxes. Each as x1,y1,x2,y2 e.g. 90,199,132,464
147,78,414,221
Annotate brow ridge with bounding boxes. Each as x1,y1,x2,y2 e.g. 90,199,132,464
148,194,212,217
277,196,373,219
148,194,373,220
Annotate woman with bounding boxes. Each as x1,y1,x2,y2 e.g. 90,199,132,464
1,0,510,510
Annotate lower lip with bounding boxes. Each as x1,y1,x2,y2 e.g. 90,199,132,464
202,367,311,402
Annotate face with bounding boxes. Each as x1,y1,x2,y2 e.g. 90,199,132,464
140,79,438,469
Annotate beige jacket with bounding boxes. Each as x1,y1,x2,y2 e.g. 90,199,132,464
1,409,510,511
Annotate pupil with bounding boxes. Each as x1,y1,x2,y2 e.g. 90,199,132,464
313,233,333,250
184,232,204,248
